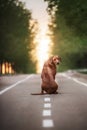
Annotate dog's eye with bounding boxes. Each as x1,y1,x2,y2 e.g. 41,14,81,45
54,58,56,61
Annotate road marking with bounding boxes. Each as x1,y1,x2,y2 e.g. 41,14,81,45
43,110,51,116
73,78,87,87
44,103,51,108
44,97,50,102
42,97,54,128
0,75,34,95
62,73,87,87
42,119,54,127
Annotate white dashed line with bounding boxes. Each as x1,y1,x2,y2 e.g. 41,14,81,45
42,119,54,127
0,75,34,95
44,97,50,102
42,97,54,128
43,110,51,116
44,103,51,108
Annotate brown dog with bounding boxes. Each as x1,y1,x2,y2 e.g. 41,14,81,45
31,55,61,95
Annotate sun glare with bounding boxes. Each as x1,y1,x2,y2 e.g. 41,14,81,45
36,34,52,73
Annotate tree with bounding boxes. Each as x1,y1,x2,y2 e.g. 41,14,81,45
45,0,87,71
0,0,37,73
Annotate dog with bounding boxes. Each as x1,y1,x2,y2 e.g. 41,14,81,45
31,55,61,95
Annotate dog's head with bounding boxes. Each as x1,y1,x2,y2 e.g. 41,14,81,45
52,55,61,65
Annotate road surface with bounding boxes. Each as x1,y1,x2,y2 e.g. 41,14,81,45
0,72,87,130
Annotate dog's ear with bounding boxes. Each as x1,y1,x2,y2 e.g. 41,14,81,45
53,55,61,62
48,56,54,66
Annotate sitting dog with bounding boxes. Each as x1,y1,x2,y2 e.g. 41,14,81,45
31,55,61,95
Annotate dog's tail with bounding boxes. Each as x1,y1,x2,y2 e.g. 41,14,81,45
31,93,44,95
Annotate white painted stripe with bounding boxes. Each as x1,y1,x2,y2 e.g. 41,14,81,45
43,119,54,127
44,103,51,108
73,78,87,87
62,73,87,87
0,75,34,95
43,110,51,116
44,97,50,102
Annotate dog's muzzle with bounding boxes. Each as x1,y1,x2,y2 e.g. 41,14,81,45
57,62,60,65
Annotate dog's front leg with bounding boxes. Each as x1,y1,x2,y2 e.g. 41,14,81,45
41,88,44,94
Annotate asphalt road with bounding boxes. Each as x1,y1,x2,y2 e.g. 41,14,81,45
0,72,87,130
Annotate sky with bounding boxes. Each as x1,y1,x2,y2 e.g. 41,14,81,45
20,0,49,34
19,0,52,73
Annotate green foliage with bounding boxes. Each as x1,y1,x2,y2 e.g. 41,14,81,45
0,0,37,73
58,0,87,36
45,0,87,71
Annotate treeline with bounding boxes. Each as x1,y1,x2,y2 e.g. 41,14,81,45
0,0,37,74
45,0,87,71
